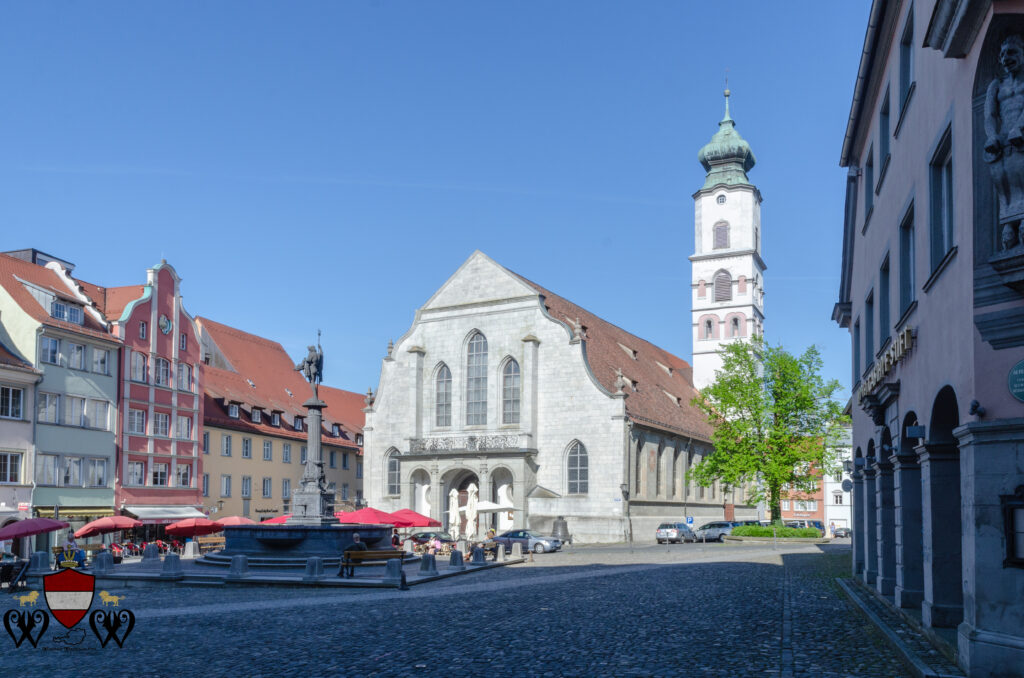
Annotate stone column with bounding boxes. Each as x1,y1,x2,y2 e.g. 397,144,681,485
874,456,896,596
861,458,878,586
891,451,923,609
954,419,1024,675
917,442,963,629
851,467,865,576
520,335,540,447
429,464,442,524
409,347,425,439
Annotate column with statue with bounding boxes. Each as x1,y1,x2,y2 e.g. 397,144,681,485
287,332,338,526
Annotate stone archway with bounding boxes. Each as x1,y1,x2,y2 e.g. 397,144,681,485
490,467,515,533
442,469,480,540
411,469,431,517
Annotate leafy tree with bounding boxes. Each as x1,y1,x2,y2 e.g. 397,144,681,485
690,337,848,523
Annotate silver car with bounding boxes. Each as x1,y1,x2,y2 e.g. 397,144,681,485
491,529,562,554
655,522,694,543
693,521,736,542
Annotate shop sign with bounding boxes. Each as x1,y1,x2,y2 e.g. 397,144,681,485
1009,360,1024,403
858,327,914,402
17,502,30,511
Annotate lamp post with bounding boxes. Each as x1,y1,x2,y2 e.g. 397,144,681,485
620,483,633,553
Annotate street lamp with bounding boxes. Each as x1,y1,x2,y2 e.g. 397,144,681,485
620,483,633,553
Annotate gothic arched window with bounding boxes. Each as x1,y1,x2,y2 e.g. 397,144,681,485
435,364,452,427
714,271,732,302
713,222,730,249
386,449,400,496
466,332,488,425
502,358,520,425
567,441,588,494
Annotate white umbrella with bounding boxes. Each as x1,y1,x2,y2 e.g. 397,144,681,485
464,483,478,539
471,500,518,513
448,488,461,539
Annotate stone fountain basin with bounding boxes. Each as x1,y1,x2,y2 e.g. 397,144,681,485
221,524,392,557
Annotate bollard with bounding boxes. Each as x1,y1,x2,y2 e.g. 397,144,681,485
449,550,466,571
418,553,439,577
227,554,249,580
511,543,523,559
383,558,404,585
182,541,200,559
470,547,487,565
457,540,467,554
161,553,183,578
496,544,506,562
92,550,114,575
142,543,161,565
303,557,324,581
403,539,415,554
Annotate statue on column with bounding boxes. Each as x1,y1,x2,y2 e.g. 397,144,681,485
985,35,1024,249
295,331,324,399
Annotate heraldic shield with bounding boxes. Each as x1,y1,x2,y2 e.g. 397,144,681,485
43,569,96,629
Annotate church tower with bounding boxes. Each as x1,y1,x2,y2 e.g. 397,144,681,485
690,90,766,390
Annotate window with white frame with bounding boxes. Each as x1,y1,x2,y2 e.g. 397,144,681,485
262,477,272,498
128,408,146,434
36,454,58,485
151,463,168,486
202,431,209,454
241,475,252,498
294,416,303,432
88,400,109,430
242,438,252,458
466,332,488,425
177,364,192,392
154,358,170,386
66,396,87,427
180,333,188,351
50,300,67,321
502,359,520,425
139,321,147,339
356,460,363,479
63,457,82,486
435,364,452,426
176,464,190,488
67,306,82,324
130,352,147,382
282,443,292,463
252,408,262,424
222,435,232,456
782,500,791,510
794,500,818,511
833,493,844,505
127,461,145,486
220,474,231,497
202,473,209,497
300,446,307,464
356,434,362,446
0,386,24,419
41,337,59,364
271,412,280,427
68,343,85,370
332,424,340,437
86,458,106,487
263,440,272,461
0,451,22,483
92,348,109,374
930,127,954,271
341,483,349,501
386,451,400,495
175,415,192,440
153,412,170,437
281,478,291,501
228,403,239,419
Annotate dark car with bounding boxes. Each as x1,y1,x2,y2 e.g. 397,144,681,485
490,529,561,554
833,527,852,538
407,531,456,546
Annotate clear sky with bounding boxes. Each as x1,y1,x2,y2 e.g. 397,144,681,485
0,2,870,399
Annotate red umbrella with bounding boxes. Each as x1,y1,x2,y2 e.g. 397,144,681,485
214,516,256,526
165,518,222,537
390,508,442,528
74,516,142,539
0,517,70,541
261,514,291,524
338,507,398,525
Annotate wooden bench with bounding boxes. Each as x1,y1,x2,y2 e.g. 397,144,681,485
196,535,226,553
339,549,407,577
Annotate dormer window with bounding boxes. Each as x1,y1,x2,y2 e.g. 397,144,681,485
332,424,340,437
252,408,262,424
228,404,239,419
294,416,303,431
356,434,363,446
271,412,280,427
50,300,66,320
139,321,147,339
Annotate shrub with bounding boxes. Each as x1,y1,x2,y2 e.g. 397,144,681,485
730,525,821,538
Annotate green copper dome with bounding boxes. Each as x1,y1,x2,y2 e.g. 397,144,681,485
697,90,756,190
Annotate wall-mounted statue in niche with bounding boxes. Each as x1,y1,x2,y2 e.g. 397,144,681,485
985,35,1024,250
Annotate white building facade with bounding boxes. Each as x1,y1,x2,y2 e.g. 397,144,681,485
365,252,756,543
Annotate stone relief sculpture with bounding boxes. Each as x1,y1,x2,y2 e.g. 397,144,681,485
448,488,461,540
985,35,1024,249
464,483,479,539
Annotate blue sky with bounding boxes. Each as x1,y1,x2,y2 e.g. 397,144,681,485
0,2,869,398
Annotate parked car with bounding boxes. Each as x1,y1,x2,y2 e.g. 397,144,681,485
784,520,826,536
833,526,851,538
655,523,694,544
734,520,761,526
693,521,736,542
407,531,456,546
490,529,562,553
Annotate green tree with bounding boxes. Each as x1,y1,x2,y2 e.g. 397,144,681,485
690,338,848,522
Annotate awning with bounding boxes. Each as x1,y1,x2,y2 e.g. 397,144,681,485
123,506,207,525
34,507,116,518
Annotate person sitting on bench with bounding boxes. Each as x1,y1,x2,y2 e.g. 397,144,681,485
339,532,368,577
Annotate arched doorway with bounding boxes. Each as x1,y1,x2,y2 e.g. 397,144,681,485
895,412,924,609
490,467,514,533
442,469,480,540
411,469,431,517
921,385,963,629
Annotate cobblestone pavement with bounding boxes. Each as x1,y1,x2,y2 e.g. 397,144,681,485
1,542,911,677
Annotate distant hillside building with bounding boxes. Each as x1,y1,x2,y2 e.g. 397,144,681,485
365,251,756,543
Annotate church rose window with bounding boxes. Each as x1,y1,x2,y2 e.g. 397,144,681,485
436,364,452,427
714,272,732,302
466,332,488,425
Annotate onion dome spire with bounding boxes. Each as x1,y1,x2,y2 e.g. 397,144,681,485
697,88,756,189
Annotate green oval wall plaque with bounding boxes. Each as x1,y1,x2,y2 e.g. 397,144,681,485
1009,360,1024,403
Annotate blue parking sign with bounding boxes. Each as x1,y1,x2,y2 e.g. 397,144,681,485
686,516,693,525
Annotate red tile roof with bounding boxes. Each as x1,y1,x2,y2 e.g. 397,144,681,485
85,284,147,322
511,273,712,442
0,254,119,343
0,341,37,372
197,317,363,449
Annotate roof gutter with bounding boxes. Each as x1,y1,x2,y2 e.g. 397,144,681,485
840,0,887,167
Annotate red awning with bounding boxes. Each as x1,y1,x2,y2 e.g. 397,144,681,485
165,518,223,537
337,507,398,525
74,516,142,538
389,508,441,528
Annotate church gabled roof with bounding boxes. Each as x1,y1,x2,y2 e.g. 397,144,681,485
697,89,756,190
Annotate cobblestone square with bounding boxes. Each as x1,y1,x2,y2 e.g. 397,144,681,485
0,542,914,677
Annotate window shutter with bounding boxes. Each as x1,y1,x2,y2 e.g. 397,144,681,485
714,273,732,302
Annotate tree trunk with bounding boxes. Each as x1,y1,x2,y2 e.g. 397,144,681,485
768,483,782,525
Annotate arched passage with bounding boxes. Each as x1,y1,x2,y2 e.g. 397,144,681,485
490,466,515,532
442,469,480,540
411,468,431,517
